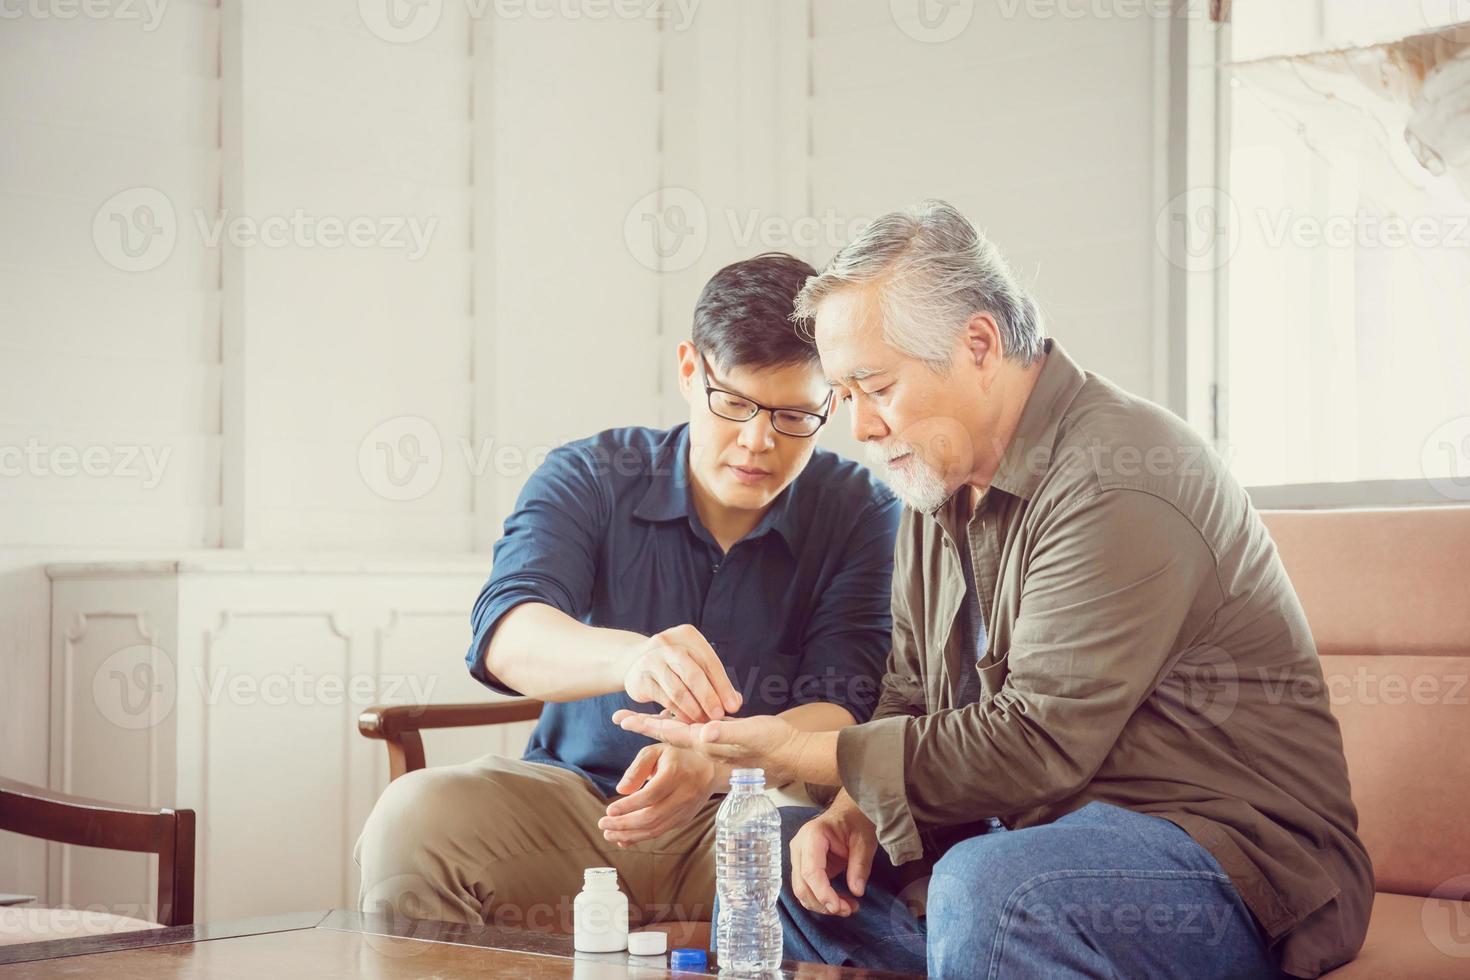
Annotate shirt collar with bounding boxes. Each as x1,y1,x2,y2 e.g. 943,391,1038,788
989,338,1086,501
925,338,1086,523
631,424,800,552
630,425,692,523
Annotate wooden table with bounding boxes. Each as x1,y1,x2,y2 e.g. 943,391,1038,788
0,910,916,978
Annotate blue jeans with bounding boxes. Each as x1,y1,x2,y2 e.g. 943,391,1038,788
760,801,1285,979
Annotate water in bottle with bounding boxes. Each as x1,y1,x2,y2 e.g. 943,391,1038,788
715,767,783,973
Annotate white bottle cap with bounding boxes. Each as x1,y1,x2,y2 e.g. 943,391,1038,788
627,931,667,956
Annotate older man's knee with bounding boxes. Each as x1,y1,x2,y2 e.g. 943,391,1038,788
924,837,1011,972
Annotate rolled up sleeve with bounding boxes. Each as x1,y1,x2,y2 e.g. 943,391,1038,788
465,445,606,694
838,488,1220,864
790,496,900,723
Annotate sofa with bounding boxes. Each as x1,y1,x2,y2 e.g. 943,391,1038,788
1263,507,1470,978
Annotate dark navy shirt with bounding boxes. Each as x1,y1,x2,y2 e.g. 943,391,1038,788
466,424,900,798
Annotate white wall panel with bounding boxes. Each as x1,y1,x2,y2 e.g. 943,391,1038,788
0,0,222,550
808,1,1164,406
473,12,663,544
225,0,478,552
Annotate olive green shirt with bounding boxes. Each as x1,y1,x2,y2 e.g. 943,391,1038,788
836,340,1372,978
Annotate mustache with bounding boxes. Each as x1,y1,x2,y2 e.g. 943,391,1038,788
865,442,915,468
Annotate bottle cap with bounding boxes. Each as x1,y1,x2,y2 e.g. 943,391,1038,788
582,867,618,886
627,931,667,956
670,947,707,971
729,767,765,785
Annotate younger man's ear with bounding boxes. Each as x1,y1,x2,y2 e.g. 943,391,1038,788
676,340,699,396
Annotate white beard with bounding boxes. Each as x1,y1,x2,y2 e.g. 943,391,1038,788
865,441,951,512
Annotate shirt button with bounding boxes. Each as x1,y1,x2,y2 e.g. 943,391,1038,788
712,563,720,573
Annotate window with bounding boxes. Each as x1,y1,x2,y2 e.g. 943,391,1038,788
1215,1,1470,503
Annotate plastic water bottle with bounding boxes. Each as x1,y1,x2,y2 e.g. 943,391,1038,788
715,767,783,973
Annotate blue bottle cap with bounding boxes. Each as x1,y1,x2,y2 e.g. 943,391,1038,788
670,947,707,971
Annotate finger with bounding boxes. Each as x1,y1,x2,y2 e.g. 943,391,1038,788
599,797,674,833
603,771,679,820
612,708,670,727
799,831,843,915
697,721,754,761
699,717,758,745
676,629,742,715
617,712,701,749
699,719,746,743
789,836,819,912
601,781,689,837
599,787,679,834
803,855,843,916
612,746,661,797
846,830,876,898
667,650,725,722
654,668,706,724
602,823,671,845
616,711,677,743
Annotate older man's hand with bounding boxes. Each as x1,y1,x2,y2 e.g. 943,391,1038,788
612,709,808,787
788,793,877,917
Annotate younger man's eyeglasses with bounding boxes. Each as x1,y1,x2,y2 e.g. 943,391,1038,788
698,352,832,438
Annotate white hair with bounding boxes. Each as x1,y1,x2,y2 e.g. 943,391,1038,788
794,199,1045,368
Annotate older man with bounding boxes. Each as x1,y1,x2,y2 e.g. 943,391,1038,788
618,202,1372,978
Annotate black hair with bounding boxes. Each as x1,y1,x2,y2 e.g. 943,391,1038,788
691,252,819,371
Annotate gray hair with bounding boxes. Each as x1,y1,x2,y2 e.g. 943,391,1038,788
794,199,1045,368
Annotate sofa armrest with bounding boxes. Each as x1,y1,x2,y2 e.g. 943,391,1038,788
357,700,544,781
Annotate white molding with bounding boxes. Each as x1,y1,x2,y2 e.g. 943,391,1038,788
46,554,489,579
49,609,160,914
219,0,249,550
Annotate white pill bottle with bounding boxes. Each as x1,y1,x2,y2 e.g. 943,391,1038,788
573,867,628,952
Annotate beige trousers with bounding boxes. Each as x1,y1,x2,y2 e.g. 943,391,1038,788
354,755,721,931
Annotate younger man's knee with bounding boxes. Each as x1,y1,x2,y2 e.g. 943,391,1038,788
359,767,475,873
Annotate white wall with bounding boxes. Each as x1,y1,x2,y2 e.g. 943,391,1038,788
1,0,1169,558
0,0,222,550
225,0,479,553
810,1,1162,405
0,0,1175,913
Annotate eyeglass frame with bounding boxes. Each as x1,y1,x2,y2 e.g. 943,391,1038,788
697,351,833,438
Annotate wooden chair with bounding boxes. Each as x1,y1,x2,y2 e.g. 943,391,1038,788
357,698,713,949
358,699,545,782
0,775,194,942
